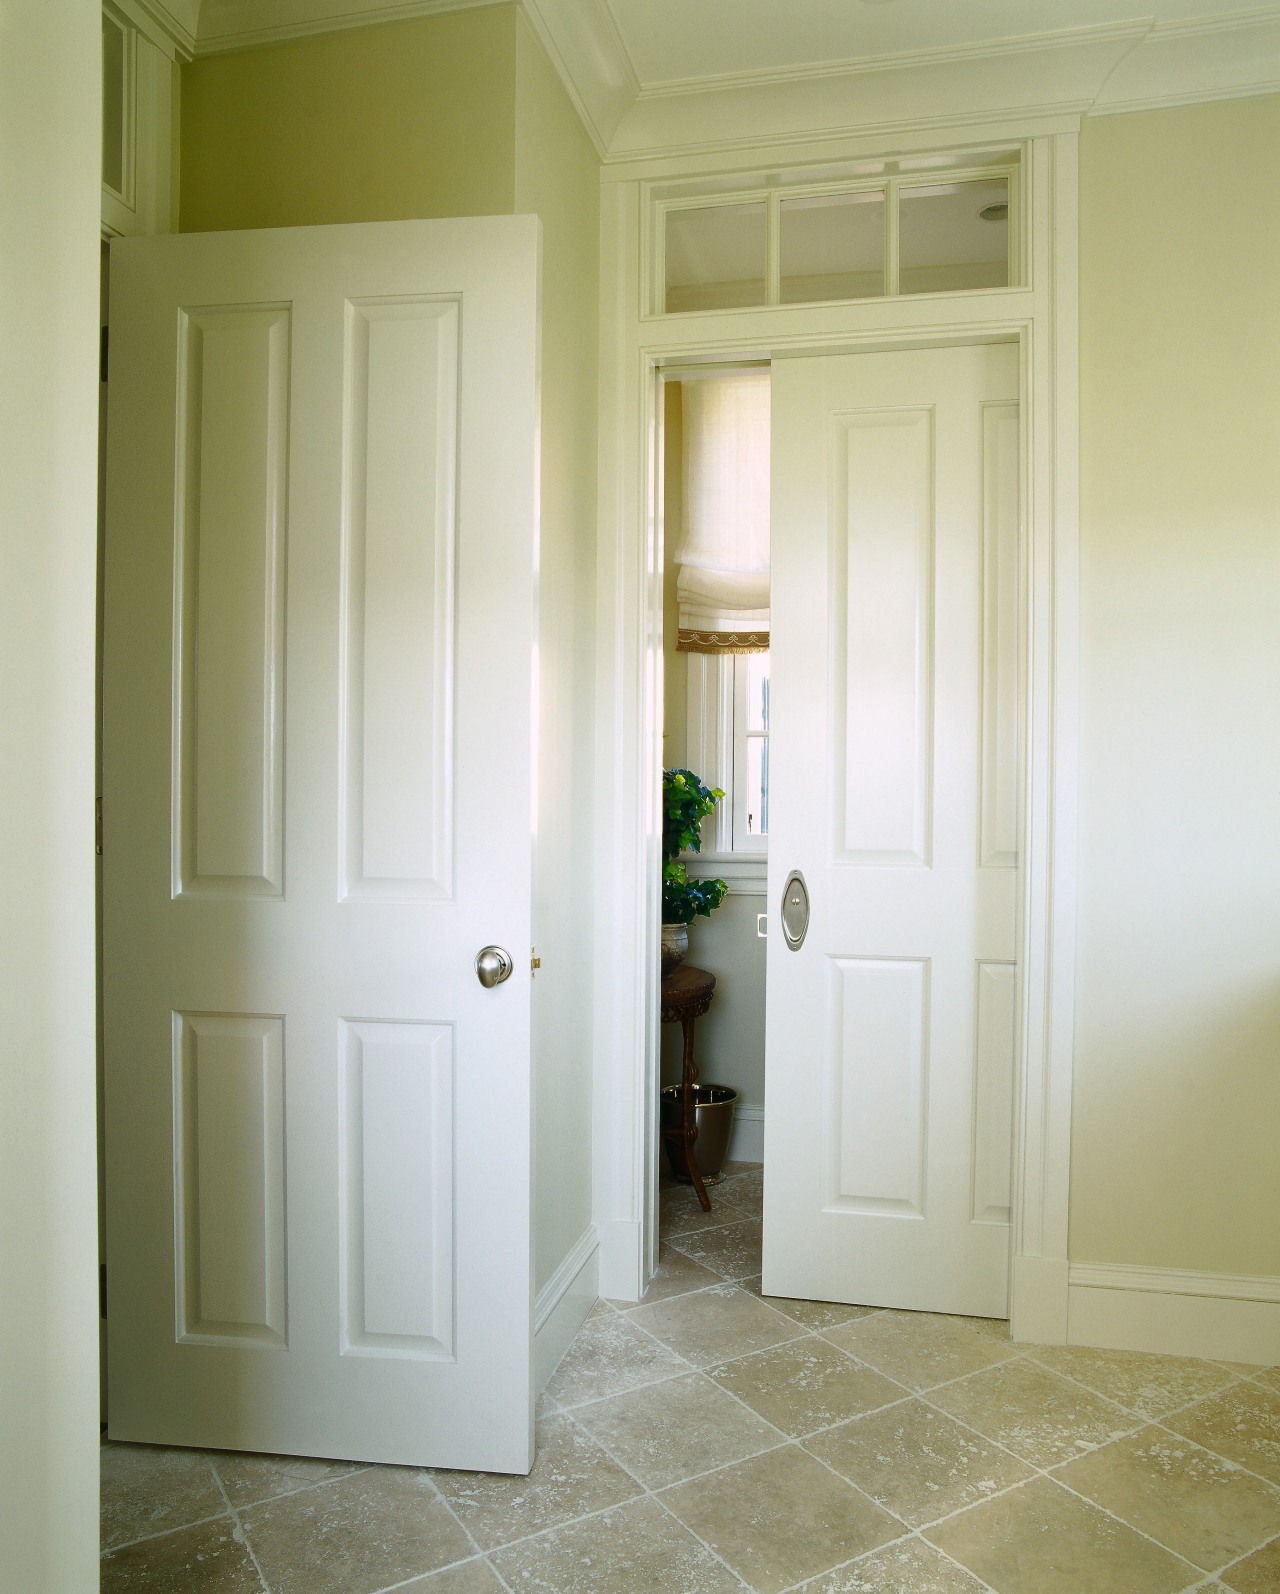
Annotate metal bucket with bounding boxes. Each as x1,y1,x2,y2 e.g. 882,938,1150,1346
660,1083,738,1184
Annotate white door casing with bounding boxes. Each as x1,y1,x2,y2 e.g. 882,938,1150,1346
103,217,540,1472
763,344,1019,1318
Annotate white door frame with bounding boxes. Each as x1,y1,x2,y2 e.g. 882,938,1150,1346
593,128,1080,1344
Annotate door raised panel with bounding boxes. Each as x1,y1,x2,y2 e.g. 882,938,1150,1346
826,956,930,1216
834,408,934,866
340,1020,455,1359
175,305,289,899
174,1012,287,1348
341,299,458,901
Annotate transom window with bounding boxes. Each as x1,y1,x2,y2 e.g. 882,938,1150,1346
657,156,1020,317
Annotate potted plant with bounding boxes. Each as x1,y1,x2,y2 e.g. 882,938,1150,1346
662,767,728,975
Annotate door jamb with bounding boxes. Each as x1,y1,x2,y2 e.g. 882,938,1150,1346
592,132,1079,1343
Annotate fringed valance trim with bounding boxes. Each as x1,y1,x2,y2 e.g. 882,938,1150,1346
677,628,770,655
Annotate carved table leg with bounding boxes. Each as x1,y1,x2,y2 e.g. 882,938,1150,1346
680,1012,711,1211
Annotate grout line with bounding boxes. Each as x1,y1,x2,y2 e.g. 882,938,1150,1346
99,1509,239,1559
206,1456,272,1594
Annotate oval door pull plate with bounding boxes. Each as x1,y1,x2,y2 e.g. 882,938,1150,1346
781,870,810,951
475,946,513,988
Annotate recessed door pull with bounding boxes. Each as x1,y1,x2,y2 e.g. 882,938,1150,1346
781,870,809,951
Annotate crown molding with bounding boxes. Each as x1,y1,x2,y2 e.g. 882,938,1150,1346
1090,5,1280,114
193,0,506,56
111,0,199,59
605,6,1280,166
635,17,1151,101
606,26,1141,165
520,0,638,157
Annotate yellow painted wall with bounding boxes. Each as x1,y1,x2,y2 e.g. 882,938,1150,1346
180,7,517,231
1074,95,1280,1278
513,12,602,1295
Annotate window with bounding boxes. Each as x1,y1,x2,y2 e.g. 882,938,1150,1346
732,652,769,850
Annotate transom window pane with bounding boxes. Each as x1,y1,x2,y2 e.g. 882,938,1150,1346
666,202,767,314
899,178,1009,295
780,191,885,304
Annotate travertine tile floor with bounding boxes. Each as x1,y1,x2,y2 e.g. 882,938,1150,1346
102,1161,1280,1593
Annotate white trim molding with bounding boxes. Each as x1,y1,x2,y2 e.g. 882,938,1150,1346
194,0,507,55
533,1226,599,1390
1067,1262,1280,1367
593,129,1082,1341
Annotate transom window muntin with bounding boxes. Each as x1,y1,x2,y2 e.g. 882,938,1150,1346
656,157,1021,317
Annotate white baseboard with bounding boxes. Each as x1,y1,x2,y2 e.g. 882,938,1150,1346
594,1217,644,1304
727,1104,763,1164
534,1227,599,1391
1067,1262,1280,1367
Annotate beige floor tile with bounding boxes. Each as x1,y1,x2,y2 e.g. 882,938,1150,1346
1029,1344,1239,1421
717,1163,765,1218
1249,1366,1280,1397
488,1495,742,1593
395,1561,507,1593
210,1451,364,1509
661,1443,901,1594
666,1217,764,1281
925,1475,1199,1594
931,1356,1135,1467
1165,1383,1280,1486
806,1398,1033,1529
570,1369,780,1489
633,1243,722,1305
1055,1426,1280,1573
659,1182,752,1238
627,1281,804,1368
740,1276,881,1331
430,1412,639,1550
708,1336,905,1437
794,1536,988,1592
100,1516,264,1594
240,1466,471,1594
823,1309,1020,1393
543,1304,687,1407
1221,1534,1280,1592
101,1443,227,1551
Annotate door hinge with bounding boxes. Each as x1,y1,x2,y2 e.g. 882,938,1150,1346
96,796,103,856
99,1262,107,1319
100,325,109,385
531,947,541,976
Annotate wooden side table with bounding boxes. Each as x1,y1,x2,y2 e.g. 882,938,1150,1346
659,964,717,1211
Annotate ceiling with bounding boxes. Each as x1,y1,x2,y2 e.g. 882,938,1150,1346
611,0,1258,89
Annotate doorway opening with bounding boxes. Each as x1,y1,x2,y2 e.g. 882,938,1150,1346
653,341,1024,1324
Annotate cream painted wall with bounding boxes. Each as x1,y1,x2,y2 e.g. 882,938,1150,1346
178,4,601,1298
180,7,517,230
514,12,601,1293
1074,95,1280,1279
660,383,767,1134
1,1,101,1586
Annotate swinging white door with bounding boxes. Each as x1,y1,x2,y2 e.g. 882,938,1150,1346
103,217,540,1472
762,343,1020,1319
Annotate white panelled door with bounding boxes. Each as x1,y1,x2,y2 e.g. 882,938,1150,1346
104,218,540,1472
762,344,1020,1319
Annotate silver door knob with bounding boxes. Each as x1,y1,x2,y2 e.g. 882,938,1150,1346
475,946,513,988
